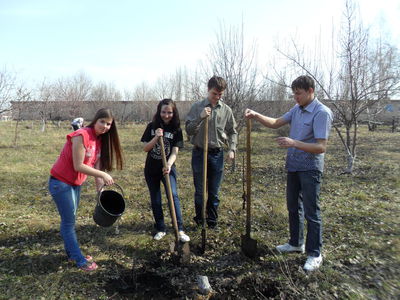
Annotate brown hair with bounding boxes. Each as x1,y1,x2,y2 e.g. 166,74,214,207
291,75,315,91
207,75,227,92
88,108,123,171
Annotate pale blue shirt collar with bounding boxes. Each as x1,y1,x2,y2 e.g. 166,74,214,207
300,98,319,113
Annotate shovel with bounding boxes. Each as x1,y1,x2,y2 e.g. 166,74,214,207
159,136,190,264
241,118,258,258
200,115,209,254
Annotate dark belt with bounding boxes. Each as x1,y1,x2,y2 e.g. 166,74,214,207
50,175,58,180
194,146,222,153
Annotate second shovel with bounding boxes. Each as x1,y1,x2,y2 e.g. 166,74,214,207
241,118,258,258
200,115,209,254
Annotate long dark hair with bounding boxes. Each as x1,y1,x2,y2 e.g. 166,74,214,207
88,108,123,171
151,99,180,130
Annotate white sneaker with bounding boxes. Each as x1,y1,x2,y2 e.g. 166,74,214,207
276,243,305,253
178,231,190,242
303,255,323,271
153,231,166,241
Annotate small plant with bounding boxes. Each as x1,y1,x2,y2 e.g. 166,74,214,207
352,191,369,201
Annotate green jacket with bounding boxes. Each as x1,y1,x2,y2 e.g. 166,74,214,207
185,98,237,152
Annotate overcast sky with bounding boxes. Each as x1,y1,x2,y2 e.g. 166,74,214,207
1,0,399,91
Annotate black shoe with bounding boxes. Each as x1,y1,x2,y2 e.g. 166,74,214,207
207,222,217,229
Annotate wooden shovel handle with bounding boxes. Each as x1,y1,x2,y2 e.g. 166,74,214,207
202,116,209,229
159,136,179,242
246,118,252,236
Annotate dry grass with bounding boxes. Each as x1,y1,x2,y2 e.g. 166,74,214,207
0,120,399,299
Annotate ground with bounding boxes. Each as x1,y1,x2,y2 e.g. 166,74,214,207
0,121,399,299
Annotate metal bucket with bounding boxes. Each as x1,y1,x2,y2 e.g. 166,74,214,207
93,183,125,227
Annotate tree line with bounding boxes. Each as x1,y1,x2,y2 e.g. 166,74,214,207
1,0,399,173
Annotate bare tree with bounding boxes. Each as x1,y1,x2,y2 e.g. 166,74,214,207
182,67,191,101
52,72,93,118
153,67,188,101
12,86,32,147
53,72,92,102
90,81,122,102
0,67,16,115
132,81,156,102
205,22,266,132
114,90,136,125
153,74,175,100
36,79,53,131
274,0,400,173
173,68,183,101
186,68,206,101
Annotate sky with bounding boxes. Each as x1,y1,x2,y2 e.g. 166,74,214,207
1,0,399,91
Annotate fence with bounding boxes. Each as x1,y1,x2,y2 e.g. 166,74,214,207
10,99,400,123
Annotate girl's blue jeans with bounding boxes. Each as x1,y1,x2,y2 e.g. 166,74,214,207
48,177,88,267
144,167,184,232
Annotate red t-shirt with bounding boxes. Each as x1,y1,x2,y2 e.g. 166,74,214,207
50,127,101,186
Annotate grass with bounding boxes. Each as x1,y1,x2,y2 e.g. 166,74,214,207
0,121,399,299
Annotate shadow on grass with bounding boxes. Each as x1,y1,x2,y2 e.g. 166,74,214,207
0,222,155,276
0,219,334,299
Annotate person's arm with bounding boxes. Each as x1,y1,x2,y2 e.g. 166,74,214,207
225,110,237,162
163,146,179,175
276,137,328,154
245,109,288,129
71,136,113,185
185,104,210,136
143,128,163,152
94,159,105,191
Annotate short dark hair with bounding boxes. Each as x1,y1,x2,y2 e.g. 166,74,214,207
207,76,227,92
291,75,315,91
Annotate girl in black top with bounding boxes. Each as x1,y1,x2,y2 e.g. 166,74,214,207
141,99,190,242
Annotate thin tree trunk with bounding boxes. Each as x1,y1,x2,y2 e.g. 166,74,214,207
13,120,20,147
346,125,351,151
352,120,358,158
345,153,356,174
41,119,46,132
333,124,355,174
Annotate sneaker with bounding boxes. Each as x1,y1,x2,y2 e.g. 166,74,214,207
303,255,323,271
276,243,305,253
178,231,190,242
153,231,166,240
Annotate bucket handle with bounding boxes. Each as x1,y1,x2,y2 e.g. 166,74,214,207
97,183,125,200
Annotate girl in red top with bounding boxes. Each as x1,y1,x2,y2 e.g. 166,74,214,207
49,108,123,271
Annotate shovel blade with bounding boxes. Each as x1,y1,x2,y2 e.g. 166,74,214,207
170,241,191,265
241,234,258,258
199,228,206,254
179,242,191,264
